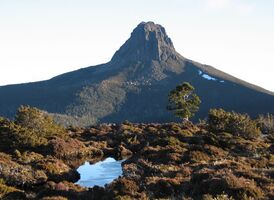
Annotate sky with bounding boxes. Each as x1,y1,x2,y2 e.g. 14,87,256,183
0,0,274,91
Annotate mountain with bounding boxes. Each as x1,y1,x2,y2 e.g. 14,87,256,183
0,22,273,126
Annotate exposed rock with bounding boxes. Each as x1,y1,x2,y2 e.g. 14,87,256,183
111,21,181,63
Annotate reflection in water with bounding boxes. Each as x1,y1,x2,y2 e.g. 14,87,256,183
76,157,124,187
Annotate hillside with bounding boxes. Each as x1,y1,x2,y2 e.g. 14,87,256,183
0,22,273,126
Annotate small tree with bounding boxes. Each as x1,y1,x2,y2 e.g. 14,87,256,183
167,82,201,121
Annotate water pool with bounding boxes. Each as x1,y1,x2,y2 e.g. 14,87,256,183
76,157,124,187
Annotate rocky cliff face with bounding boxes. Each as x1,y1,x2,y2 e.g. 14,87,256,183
111,22,181,63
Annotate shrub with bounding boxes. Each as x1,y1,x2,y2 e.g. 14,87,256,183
0,106,66,150
47,137,92,158
114,195,133,200
257,113,274,135
0,119,48,149
110,178,139,196
37,159,70,175
41,197,68,200
0,182,22,199
166,136,182,146
202,194,234,200
15,105,65,139
169,124,193,136
207,109,261,139
189,150,211,162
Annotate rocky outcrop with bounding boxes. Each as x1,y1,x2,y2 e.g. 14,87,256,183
111,21,181,63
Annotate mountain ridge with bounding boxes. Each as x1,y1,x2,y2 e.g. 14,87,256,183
0,21,273,126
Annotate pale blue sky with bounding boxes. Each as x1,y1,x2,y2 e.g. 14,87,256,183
0,0,273,91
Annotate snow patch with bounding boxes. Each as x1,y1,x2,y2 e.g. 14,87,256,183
198,70,225,83
198,70,217,81
202,74,217,81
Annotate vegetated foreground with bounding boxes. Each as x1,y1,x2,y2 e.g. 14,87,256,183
0,107,273,200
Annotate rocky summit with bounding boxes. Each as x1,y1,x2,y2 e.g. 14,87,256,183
0,22,273,126
111,22,180,63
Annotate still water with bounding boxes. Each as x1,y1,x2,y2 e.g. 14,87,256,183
76,157,124,187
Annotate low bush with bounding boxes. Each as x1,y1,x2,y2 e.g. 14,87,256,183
15,105,65,138
0,182,22,199
0,106,66,150
257,113,274,135
189,150,211,162
202,194,234,200
207,109,261,139
41,196,68,200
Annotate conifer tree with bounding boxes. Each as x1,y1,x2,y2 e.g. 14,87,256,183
167,82,201,121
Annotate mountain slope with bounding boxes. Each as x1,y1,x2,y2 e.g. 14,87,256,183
0,22,273,126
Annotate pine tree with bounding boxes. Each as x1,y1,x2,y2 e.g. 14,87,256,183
167,82,201,121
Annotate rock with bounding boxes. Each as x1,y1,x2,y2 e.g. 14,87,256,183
111,21,181,63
